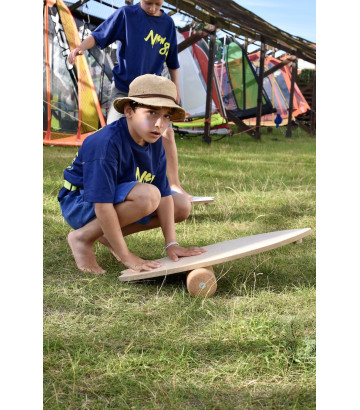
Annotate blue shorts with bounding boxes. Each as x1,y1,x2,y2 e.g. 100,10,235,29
59,181,155,230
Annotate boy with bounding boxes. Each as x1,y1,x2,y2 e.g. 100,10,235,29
58,74,206,274
68,0,192,198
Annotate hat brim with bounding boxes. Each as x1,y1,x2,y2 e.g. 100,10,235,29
113,96,186,122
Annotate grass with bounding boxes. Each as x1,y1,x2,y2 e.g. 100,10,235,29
43,126,316,409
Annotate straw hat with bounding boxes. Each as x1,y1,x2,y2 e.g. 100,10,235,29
113,74,186,122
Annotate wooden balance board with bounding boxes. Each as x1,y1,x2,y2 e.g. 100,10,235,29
191,196,214,205
118,228,311,297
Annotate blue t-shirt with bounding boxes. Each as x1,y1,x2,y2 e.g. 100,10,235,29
91,3,179,93
61,117,171,203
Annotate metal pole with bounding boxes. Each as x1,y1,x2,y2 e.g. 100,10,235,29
286,57,297,137
203,27,216,144
255,36,265,140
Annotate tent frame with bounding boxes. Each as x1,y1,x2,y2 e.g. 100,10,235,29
47,0,316,144
164,0,316,141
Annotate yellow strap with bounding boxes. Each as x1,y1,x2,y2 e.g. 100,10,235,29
64,180,79,191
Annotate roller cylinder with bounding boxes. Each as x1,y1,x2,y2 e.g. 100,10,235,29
186,266,217,297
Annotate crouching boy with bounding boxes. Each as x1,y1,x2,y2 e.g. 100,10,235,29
58,74,206,274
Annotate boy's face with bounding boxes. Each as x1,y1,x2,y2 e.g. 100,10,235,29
140,0,164,16
125,104,172,146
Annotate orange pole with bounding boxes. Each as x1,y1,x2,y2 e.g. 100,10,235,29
44,1,52,141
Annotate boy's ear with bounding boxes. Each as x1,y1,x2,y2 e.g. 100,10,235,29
123,102,132,117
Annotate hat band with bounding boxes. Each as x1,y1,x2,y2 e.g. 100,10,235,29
129,94,177,104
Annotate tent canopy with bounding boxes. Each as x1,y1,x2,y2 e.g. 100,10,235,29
214,37,275,120
246,52,310,126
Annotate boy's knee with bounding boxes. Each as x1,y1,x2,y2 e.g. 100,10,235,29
133,183,161,213
173,194,191,223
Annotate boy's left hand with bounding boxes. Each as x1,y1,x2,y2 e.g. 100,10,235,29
166,244,207,262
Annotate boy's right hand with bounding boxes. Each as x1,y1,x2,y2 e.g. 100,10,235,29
123,252,163,272
68,47,83,66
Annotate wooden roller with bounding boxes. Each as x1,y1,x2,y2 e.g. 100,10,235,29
186,266,217,297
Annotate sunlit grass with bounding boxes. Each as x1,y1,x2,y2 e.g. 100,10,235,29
44,127,315,408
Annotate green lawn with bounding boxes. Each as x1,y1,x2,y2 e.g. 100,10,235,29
43,127,316,409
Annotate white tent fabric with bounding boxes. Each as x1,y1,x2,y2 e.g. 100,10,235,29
176,31,216,118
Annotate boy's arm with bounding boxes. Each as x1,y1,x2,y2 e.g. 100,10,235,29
68,7,125,66
68,35,97,65
168,68,181,104
156,196,206,261
94,203,162,271
156,195,176,245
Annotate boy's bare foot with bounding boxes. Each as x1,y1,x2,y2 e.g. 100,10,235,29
97,236,122,262
67,231,106,274
170,184,193,200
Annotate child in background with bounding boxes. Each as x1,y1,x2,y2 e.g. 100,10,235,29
68,0,192,198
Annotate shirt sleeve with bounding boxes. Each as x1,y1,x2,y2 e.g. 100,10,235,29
83,159,118,203
91,8,126,50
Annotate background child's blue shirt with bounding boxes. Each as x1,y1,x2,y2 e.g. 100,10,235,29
91,3,179,93
62,117,171,203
